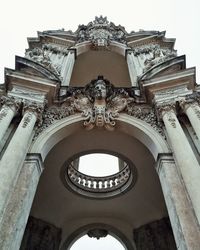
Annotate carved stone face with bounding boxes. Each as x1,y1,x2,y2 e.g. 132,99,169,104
94,80,107,99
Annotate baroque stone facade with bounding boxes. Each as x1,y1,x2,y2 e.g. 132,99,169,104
0,16,200,250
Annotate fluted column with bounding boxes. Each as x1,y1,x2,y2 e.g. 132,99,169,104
181,100,200,141
157,154,200,250
0,103,42,224
0,98,20,142
157,103,200,224
61,49,75,86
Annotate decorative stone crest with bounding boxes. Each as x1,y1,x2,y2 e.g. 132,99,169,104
66,76,134,131
76,16,127,48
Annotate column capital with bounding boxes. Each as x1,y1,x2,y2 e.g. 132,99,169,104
155,101,176,120
22,100,46,126
0,96,21,112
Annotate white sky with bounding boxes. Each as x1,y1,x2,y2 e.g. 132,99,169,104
0,0,199,249
79,153,119,176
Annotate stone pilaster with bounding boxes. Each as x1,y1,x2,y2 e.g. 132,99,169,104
0,154,43,250
156,102,200,225
60,49,75,86
157,154,200,250
126,50,140,87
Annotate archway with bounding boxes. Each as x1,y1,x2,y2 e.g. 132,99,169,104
20,113,177,249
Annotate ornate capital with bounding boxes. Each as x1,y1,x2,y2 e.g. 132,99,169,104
155,102,176,120
0,96,21,112
22,100,46,126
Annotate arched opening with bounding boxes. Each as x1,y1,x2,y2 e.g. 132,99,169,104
70,234,125,250
23,114,176,249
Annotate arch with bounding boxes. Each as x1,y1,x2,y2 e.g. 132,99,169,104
60,223,135,250
30,113,169,161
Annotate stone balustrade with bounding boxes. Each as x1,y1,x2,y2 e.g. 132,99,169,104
65,162,135,198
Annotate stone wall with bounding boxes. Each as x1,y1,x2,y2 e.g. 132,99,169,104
133,217,176,250
20,216,61,250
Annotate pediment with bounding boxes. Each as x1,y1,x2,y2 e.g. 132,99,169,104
139,55,186,81
15,56,60,82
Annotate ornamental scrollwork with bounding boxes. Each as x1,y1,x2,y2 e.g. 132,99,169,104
34,104,75,139
127,104,164,136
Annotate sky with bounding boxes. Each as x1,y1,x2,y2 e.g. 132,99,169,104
0,0,199,249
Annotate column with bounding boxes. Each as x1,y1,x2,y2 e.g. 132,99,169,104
0,98,20,142
181,100,200,141
61,49,75,86
126,51,138,87
0,154,43,250
158,104,200,224
157,154,200,250
0,108,38,224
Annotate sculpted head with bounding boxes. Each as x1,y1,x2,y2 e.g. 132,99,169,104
94,79,107,99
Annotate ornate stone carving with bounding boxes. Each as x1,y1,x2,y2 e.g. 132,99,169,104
0,96,21,112
180,99,200,119
132,44,177,73
76,16,127,48
127,104,164,136
23,100,45,126
155,102,176,120
87,228,108,240
25,47,62,78
34,104,74,139
67,76,133,131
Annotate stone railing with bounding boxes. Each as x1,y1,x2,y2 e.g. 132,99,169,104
64,162,136,198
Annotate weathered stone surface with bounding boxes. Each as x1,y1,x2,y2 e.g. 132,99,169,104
21,216,61,250
133,217,176,250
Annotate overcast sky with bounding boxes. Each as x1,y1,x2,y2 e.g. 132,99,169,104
0,0,199,249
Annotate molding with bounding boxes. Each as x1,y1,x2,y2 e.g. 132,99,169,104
24,153,44,174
